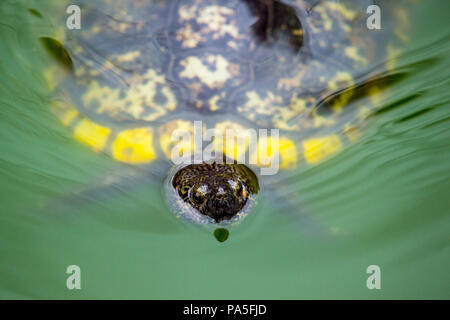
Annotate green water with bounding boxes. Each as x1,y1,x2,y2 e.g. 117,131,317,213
0,0,449,299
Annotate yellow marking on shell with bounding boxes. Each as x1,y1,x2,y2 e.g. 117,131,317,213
227,41,239,50
250,136,297,170
100,59,118,73
112,128,156,163
197,6,240,39
386,44,402,71
313,6,333,32
327,72,354,112
394,6,410,43
179,55,234,89
368,86,383,107
74,119,111,152
82,81,121,113
73,45,83,55
326,2,357,20
242,91,283,118
82,69,176,121
345,46,368,66
43,66,58,91
117,23,132,34
159,120,204,159
133,69,177,121
51,101,79,126
323,19,332,32
209,95,221,111
394,7,411,43
60,109,79,126
273,107,301,131
303,135,342,164
241,91,307,130
344,125,361,143
277,68,306,91
43,64,69,91
358,106,372,120
75,65,100,78
176,24,205,48
178,4,242,41
275,95,317,130
341,23,352,33
309,2,356,35
115,50,141,63
395,30,409,43
178,5,197,22
290,96,308,113
311,108,335,128
105,9,135,34
90,25,102,36
54,26,66,41
213,122,250,161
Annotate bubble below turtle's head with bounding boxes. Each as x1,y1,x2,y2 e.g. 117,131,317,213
164,160,259,226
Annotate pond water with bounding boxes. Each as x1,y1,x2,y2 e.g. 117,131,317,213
0,0,449,299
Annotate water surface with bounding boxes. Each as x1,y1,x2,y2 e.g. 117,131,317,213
0,0,449,299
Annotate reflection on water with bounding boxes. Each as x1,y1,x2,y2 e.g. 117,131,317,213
0,0,449,299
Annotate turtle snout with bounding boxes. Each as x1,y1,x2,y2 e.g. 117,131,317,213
205,193,239,222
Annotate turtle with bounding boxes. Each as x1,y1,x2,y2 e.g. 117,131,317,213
37,0,411,240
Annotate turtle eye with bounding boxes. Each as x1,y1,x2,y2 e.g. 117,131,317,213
190,189,205,205
236,183,243,195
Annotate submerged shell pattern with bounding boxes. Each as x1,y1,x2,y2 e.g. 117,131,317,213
46,0,411,170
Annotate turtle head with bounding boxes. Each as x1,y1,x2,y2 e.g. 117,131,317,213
166,162,259,225
189,172,249,222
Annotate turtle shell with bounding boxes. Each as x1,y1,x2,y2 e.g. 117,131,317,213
44,0,411,170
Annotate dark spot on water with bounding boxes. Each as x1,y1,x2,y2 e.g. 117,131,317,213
406,57,441,70
40,37,74,72
28,8,43,18
375,94,422,116
395,107,434,124
214,228,229,243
